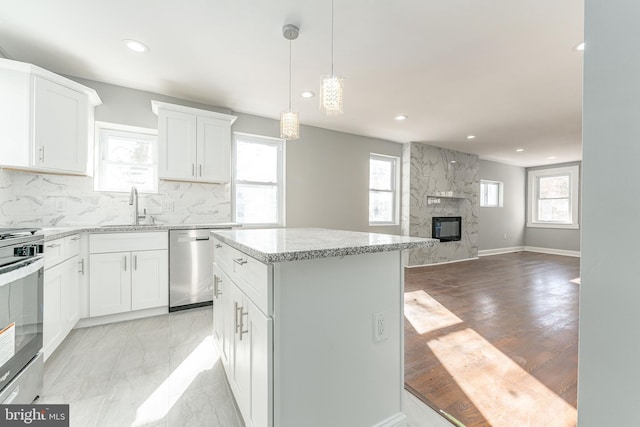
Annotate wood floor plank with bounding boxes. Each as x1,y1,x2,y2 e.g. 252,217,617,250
405,252,579,427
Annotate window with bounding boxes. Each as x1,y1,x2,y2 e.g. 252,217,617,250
233,133,284,226
95,122,158,193
527,165,579,229
369,154,399,225
480,180,503,207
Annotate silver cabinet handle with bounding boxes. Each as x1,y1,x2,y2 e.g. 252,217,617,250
134,255,137,270
192,163,195,176
199,164,202,177
239,306,249,341
78,259,84,275
215,244,222,249
70,236,80,241
46,243,60,248
233,258,247,266
213,275,222,298
123,255,127,271
234,302,240,334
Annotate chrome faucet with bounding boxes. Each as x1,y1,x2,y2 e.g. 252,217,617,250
128,186,146,225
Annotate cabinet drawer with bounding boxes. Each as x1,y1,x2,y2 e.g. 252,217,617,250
65,234,81,256
44,238,65,269
90,231,168,253
213,239,272,315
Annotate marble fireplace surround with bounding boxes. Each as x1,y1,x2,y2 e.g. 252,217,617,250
402,142,479,266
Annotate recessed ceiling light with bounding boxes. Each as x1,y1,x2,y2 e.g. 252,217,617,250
123,39,149,53
547,156,557,160
466,135,476,140
450,160,456,164
516,148,524,152
394,115,408,121
575,42,585,51
301,91,315,98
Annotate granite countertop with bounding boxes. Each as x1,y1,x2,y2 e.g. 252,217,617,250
211,228,438,263
41,223,239,241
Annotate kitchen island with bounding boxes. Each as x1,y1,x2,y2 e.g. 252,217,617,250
210,228,438,427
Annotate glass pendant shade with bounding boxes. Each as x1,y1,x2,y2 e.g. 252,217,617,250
320,75,344,116
280,111,299,140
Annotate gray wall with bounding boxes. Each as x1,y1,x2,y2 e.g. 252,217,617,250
70,77,403,234
579,3,640,425
478,159,525,250
524,161,581,252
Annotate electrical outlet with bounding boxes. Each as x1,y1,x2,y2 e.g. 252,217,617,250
55,198,66,212
162,200,174,212
373,311,388,343
504,233,508,240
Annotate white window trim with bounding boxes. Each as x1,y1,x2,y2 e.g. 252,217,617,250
232,132,286,228
369,153,400,226
94,121,158,193
527,165,579,229
480,179,504,208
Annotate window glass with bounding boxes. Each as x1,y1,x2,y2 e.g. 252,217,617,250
233,134,284,226
369,154,399,225
480,180,503,207
527,165,579,228
95,126,158,193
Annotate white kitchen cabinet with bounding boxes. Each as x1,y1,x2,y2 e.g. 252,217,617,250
213,263,271,427
89,232,168,317
0,58,101,175
152,100,237,183
43,234,83,361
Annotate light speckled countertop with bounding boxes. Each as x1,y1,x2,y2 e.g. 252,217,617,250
41,223,239,241
211,228,438,263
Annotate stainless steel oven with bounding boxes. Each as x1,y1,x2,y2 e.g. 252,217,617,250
0,228,44,404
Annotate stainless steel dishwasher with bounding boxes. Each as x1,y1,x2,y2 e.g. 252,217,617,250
169,229,217,311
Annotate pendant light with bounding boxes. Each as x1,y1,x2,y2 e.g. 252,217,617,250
280,24,300,140
320,0,344,116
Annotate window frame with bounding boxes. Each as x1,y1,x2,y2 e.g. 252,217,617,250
368,153,400,226
480,179,504,208
94,121,159,194
232,132,285,227
527,165,580,229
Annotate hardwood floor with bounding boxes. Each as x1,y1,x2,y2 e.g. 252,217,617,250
404,252,579,427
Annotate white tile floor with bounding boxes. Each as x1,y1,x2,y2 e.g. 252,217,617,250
40,307,244,427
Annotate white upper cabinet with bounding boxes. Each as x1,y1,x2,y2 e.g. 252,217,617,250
152,100,237,183
0,58,101,175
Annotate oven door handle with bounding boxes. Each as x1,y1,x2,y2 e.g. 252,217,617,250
0,256,44,288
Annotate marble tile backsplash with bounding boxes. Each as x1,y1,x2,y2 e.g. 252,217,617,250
0,169,231,227
401,142,479,265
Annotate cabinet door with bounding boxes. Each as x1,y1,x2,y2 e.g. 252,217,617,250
131,250,168,311
158,109,197,180
89,252,131,317
212,264,228,366
43,262,65,360
33,76,88,173
197,116,231,182
246,296,272,427
65,256,80,331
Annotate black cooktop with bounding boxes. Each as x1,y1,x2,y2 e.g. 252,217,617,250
0,228,41,240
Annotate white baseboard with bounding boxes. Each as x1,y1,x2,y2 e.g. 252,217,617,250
403,390,451,427
373,412,408,427
524,246,581,257
478,246,525,256
405,257,478,268
75,306,169,328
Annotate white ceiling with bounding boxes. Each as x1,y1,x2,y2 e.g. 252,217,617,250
0,0,583,167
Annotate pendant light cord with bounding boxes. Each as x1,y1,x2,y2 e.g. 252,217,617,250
331,0,334,76
289,40,292,111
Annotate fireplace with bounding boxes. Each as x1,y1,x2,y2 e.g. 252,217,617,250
432,217,461,242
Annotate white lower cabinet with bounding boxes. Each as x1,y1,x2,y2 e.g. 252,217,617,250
213,263,271,427
89,232,168,317
43,234,82,361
